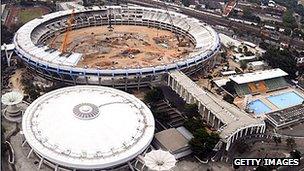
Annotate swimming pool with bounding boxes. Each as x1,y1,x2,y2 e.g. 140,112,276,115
267,91,304,109
247,100,272,115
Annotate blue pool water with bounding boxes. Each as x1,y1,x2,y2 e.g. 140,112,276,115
267,92,304,109
247,100,272,115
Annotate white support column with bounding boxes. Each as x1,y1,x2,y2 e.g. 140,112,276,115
22,140,27,147
256,126,260,134
217,119,221,129
4,45,14,67
231,134,235,143
180,86,184,97
250,126,254,134
235,131,239,140
226,139,231,151
212,115,216,127
260,125,265,133
27,149,33,158
245,127,248,136
172,78,175,89
198,103,203,113
128,161,135,171
173,79,177,91
38,158,44,169
167,75,171,86
207,111,211,123
186,92,190,103
54,165,59,171
240,129,243,138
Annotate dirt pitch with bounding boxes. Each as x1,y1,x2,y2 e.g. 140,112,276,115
50,25,195,69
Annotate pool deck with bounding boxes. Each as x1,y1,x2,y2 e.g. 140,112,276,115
236,87,304,116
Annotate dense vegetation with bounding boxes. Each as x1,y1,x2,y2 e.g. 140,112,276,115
274,0,304,17
189,128,220,159
282,10,298,30
184,117,220,159
242,8,261,23
181,0,190,7
183,103,200,118
262,45,303,79
1,25,14,44
144,87,164,103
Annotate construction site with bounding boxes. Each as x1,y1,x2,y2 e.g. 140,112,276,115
48,25,194,69
14,6,220,87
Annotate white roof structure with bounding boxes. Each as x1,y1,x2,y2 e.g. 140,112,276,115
219,33,241,47
143,150,176,171
247,61,266,66
22,86,155,170
14,6,219,74
57,1,84,11
169,71,264,141
1,44,15,51
1,91,23,105
229,68,288,84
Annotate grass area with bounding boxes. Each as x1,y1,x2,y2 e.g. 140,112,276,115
17,8,44,24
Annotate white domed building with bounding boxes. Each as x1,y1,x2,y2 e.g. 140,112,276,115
21,86,155,170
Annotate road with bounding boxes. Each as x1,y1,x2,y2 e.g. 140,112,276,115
125,0,304,49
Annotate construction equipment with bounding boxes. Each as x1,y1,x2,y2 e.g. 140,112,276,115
163,3,191,47
60,9,75,54
108,8,114,31
163,3,181,44
49,33,60,49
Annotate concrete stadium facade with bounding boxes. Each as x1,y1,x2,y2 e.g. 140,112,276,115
13,6,220,89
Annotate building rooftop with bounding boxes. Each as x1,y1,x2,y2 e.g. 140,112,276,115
14,6,219,72
154,128,189,153
229,68,288,84
22,86,155,169
169,71,264,141
266,104,304,128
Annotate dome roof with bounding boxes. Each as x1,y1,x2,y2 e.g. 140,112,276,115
22,86,155,169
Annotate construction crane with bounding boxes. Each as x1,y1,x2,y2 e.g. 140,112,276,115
163,3,191,47
163,3,180,43
60,9,75,54
108,8,114,31
49,33,60,49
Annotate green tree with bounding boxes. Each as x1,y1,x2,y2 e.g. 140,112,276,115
290,149,301,159
262,46,299,79
243,46,248,52
144,87,164,103
273,136,282,146
153,111,170,123
286,137,297,150
183,118,204,134
1,126,6,157
1,25,14,44
181,0,190,7
189,128,220,159
240,60,248,71
223,94,234,104
236,141,250,154
283,10,298,29
222,81,236,95
184,103,199,118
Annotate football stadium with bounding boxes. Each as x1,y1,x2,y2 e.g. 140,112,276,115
13,6,220,89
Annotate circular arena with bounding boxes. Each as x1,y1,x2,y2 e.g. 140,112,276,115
14,6,220,89
22,85,155,170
